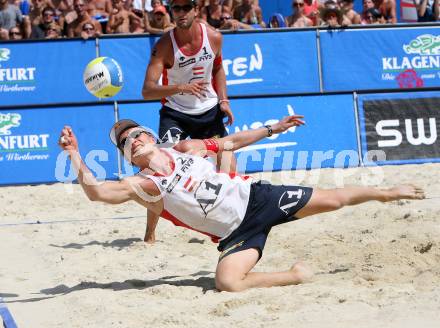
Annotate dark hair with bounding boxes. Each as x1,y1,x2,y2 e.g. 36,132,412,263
366,7,382,20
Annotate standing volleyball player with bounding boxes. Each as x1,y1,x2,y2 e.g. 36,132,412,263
141,0,235,243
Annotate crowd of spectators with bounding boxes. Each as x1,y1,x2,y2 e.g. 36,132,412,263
0,0,438,41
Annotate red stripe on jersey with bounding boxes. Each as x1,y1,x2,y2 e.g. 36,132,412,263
193,71,204,75
217,171,251,181
160,209,221,243
183,176,192,189
161,69,169,105
192,66,204,70
214,55,222,68
188,181,198,192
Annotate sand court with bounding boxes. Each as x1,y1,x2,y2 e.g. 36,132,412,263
0,164,439,327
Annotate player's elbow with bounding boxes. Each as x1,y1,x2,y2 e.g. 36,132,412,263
141,83,157,100
86,189,102,202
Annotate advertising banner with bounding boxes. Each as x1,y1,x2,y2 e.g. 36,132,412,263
100,31,320,101
227,94,358,172
222,31,320,96
0,104,118,185
0,40,96,106
116,95,358,174
99,36,159,102
321,27,440,91
358,92,440,165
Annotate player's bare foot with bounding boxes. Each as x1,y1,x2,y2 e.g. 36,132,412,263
144,234,156,244
384,185,425,201
289,262,314,284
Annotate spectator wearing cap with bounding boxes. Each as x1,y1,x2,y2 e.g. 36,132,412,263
106,0,142,33
373,0,396,23
268,13,286,28
145,4,174,33
362,7,383,23
67,0,102,37
339,0,360,24
414,0,439,22
31,6,62,39
44,20,61,37
319,1,350,27
286,0,313,27
218,10,252,29
233,0,265,28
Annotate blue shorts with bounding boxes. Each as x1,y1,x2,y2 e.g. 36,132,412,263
217,181,313,261
159,104,227,143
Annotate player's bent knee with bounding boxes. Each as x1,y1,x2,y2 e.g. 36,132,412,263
215,275,245,292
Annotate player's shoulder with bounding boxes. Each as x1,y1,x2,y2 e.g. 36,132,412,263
155,30,173,48
204,22,223,42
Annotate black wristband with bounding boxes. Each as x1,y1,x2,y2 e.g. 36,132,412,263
265,125,273,137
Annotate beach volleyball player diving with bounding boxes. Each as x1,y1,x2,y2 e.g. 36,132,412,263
58,115,425,292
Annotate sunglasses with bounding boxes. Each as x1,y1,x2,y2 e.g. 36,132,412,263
119,130,148,150
9,31,21,36
293,3,304,7
171,4,193,13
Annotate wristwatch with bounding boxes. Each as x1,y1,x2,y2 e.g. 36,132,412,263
265,125,273,137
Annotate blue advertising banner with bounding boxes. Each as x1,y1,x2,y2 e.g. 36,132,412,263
0,40,96,106
222,31,320,95
321,27,440,91
0,104,118,185
358,91,440,166
99,36,158,102
116,95,358,174
99,30,320,101
226,94,358,172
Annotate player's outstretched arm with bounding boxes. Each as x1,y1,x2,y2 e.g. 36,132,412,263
174,115,305,157
218,115,305,151
58,126,139,204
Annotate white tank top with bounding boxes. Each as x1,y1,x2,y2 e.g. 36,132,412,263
162,23,218,115
139,148,252,242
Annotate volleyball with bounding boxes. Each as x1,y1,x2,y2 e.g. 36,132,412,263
83,57,123,98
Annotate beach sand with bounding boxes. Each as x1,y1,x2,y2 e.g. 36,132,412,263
1,163,439,328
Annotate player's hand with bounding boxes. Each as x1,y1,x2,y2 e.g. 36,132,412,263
180,80,209,98
272,115,305,133
58,125,79,154
220,101,234,126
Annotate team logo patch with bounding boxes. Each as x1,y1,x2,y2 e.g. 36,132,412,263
179,58,196,68
278,188,304,215
166,174,181,193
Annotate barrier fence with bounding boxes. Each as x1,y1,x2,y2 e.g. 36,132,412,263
0,26,439,185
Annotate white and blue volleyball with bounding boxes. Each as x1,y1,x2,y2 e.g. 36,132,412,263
83,57,123,98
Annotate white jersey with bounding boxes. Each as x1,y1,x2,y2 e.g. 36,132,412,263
139,148,252,242
162,23,219,115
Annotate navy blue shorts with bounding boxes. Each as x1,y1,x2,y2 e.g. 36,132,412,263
217,181,313,261
159,104,228,143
